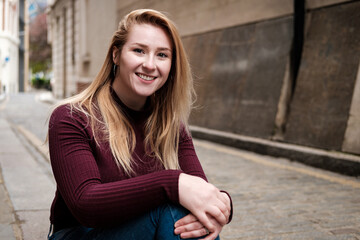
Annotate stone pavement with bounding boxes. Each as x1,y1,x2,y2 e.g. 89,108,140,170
1,92,360,239
0,118,55,240
195,139,360,239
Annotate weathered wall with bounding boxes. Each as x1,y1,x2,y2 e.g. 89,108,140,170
183,17,293,139
284,1,360,153
179,1,360,155
116,0,293,36
343,63,360,154
306,0,353,9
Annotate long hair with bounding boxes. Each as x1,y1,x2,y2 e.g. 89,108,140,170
55,9,195,176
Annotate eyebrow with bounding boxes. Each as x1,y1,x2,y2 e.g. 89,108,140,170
132,43,172,52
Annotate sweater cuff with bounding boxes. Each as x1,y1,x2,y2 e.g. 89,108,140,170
220,190,233,223
165,170,184,204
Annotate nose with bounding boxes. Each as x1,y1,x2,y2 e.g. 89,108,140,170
142,55,156,70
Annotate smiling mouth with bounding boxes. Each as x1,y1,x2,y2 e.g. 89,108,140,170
136,73,157,81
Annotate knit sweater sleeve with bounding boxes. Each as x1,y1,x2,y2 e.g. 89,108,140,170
48,105,183,228
178,127,208,181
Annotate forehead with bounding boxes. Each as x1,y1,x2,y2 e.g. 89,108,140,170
126,23,172,49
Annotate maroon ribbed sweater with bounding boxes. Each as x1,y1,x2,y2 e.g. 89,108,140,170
48,92,219,232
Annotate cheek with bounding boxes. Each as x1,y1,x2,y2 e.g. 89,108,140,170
156,62,172,91
161,61,172,78
121,54,139,71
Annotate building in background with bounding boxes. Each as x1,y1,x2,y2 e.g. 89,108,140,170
0,0,28,94
1,0,19,93
47,0,117,98
18,0,28,92
47,0,360,157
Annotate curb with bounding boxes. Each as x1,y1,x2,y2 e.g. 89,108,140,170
15,124,50,162
190,125,360,177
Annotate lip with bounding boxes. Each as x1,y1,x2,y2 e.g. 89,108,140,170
136,73,157,83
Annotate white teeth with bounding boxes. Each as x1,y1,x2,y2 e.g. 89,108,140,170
137,73,156,81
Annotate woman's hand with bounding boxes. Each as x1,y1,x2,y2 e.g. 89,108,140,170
178,173,231,235
174,213,223,240
174,213,209,238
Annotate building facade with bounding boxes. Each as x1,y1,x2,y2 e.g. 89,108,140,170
47,0,360,155
47,0,117,98
0,0,28,94
0,0,19,93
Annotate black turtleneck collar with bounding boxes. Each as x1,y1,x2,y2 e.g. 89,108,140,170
110,87,152,123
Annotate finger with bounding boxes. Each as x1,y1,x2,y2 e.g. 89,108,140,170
194,211,215,233
217,192,230,214
180,227,209,239
217,201,230,223
208,205,227,226
219,192,231,214
218,191,229,204
174,221,203,235
175,213,198,227
200,218,221,240
200,231,218,240
217,201,229,223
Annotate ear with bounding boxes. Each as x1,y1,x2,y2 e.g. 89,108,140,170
112,46,119,64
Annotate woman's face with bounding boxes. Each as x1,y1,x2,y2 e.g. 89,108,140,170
113,23,173,110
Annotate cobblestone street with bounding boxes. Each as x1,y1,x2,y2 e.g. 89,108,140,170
195,139,360,239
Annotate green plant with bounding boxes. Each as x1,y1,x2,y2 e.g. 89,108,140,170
31,77,51,90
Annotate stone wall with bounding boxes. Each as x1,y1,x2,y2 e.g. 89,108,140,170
284,1,360,153
116,0,293,36
181,1,360,155
183,17,293,139
343,63,360,154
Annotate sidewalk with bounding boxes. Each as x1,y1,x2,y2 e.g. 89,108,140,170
0,118,55,240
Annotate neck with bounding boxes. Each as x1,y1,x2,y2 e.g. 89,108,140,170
111,80,146,111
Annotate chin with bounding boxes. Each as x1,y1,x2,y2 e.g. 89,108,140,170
136,89,158,97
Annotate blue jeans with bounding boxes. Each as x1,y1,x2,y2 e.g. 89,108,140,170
48,204,220,240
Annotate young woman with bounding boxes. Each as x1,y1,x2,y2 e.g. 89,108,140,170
48,9,232,240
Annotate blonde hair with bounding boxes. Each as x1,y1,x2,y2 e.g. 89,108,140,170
55,9,195,176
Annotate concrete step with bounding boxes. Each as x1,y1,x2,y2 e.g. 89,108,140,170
190,125,360,177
